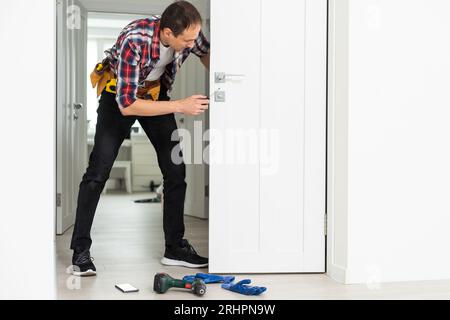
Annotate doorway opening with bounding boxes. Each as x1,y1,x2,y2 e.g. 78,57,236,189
56,0,210,298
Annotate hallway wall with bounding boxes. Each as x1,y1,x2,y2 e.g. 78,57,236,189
329,0,450,284
0,0,56,299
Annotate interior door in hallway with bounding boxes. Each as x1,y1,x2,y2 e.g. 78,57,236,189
56,0,88,235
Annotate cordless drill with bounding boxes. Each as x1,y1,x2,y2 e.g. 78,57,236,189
153,273,206,297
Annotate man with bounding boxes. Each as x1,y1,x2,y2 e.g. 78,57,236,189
70,1,210,277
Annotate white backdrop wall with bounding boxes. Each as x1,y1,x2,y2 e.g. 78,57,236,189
0,0,56,299
329,0,450,284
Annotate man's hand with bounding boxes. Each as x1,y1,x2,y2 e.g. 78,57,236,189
177,95,210,116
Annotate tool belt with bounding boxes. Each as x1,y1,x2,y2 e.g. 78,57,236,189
90,59,161,101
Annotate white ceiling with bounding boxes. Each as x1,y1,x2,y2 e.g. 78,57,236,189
79,0,209,17
79,0,174,15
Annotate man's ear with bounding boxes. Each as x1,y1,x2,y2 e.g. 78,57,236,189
161,27,174,38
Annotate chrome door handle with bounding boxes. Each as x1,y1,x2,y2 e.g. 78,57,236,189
74,103,83,110
215,72,246,83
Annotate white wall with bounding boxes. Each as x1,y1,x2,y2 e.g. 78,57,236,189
329,0,450,284
0,0,56,299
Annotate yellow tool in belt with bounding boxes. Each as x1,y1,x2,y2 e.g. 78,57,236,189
105,79,117,94
137,80,161,101
90,62,115,97
104,79,161,101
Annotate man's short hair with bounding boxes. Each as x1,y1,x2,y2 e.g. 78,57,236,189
160,1,203,37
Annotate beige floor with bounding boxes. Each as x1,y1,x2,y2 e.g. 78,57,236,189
56,193,450,300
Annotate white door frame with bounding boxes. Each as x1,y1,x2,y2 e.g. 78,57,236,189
326,0,349,283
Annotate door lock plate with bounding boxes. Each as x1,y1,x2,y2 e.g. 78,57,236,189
215,90,226,102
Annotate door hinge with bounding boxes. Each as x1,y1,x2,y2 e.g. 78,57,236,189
324,214,328,236
205,185,209,198
56,193,62,207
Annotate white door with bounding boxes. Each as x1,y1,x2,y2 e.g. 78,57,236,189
208,0,327,273
56,0,88,235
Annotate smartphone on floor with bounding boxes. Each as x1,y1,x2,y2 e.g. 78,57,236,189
115,284,139,293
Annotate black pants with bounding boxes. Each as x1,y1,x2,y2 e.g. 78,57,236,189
70,89,186,252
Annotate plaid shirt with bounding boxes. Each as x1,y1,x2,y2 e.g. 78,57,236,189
104,17,210,109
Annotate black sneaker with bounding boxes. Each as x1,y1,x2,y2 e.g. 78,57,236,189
161,239,208,268
71,249,97,277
